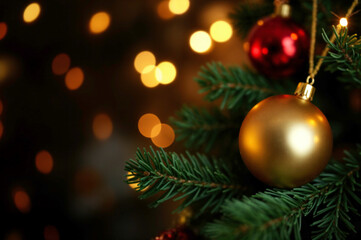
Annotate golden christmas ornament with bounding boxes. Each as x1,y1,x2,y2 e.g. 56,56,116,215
239,82,333,188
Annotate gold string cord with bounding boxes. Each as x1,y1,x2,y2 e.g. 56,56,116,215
308,0,359,85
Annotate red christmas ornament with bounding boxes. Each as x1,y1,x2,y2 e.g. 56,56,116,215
154,227,195,240
247,16,309,78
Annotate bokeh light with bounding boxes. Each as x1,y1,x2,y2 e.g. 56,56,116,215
140,66,160,88
134,51,156,74
155,61,177,84
92,113,113,140
44,225,60,240
151,123,175,148
138,113,161,138
157,1,175,20
0,22,7,40
0,121,3,139
168,0,190,15
189,31,212,53
13,189,31,213
52,53,71,75
210,20,233,43
127,172,139,190
340,17,348,27
89,12,111,34
35,150,54,174
65,67,84,90
23,3,41,23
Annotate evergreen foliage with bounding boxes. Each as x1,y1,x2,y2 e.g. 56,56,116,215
205,147,361,240
322,26,361,86
170,106,241,153
125,147,246,215
195,62,291,110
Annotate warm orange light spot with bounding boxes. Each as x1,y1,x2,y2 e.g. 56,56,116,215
0,121,3,139
74,168,101,196
168,0,190,15
134,51,156,74
13,189,31,213
65,67,84,90
127,172,139,190
155,61,177,84
157,1,175,20
210,20,233,43
44,225,60,240
140,66,160,88
52,53,71,75
257,20,264,26
23,3,41,23
89,12,111,34
93,113,113,140
35,150,54,174
290,33,298,40
243,42,250,52
0,22,7,40
189,31,212,53
151,123,175,148
339,18,348,27
138,113,161,138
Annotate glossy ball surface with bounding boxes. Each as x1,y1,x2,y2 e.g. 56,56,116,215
239,95,333,188
247,16,309,78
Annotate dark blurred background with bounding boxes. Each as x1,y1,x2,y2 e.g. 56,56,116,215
0,0,245,239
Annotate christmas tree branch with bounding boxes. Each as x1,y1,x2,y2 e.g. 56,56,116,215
170,106,241,153
195,62,291,110
322,26,361,86
125,147,246,215
204,147,361,240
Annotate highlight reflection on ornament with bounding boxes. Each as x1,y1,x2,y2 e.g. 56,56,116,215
239,83,333,188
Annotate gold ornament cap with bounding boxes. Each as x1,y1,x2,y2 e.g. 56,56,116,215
294,82,315,101
275,3,291,18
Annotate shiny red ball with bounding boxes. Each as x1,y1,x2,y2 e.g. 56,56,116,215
247,16,309,78
154,227,195,240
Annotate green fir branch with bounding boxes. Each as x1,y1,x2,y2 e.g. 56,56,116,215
204,147,361,240
195,62,291,110
170,106,241,153
230,0,273,38
322,26,361,86
125,147,246,216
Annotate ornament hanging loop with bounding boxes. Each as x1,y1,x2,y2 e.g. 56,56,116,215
306,75,315,85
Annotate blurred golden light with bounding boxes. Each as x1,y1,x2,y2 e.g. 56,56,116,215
89,12,111,34
93,113,113,140
140,66,160,88
210,20,233,43
157,0,175,20
44,225,59,240
127,172,139,190
290,33,298,40
74,168,101,196
35,150,54,174
13,189,31,213
243,42,250,52
23,3,41,23
0,59,9,82
65,67,84,90
340,17,348,27
134,51,156,74
151,123,175,148
0,121,3,139
138,113,161,138
257,20,264,26
52,53,71,75
0,22,7,40
189,31,212,54
155,61,177,84
169,0,190,15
